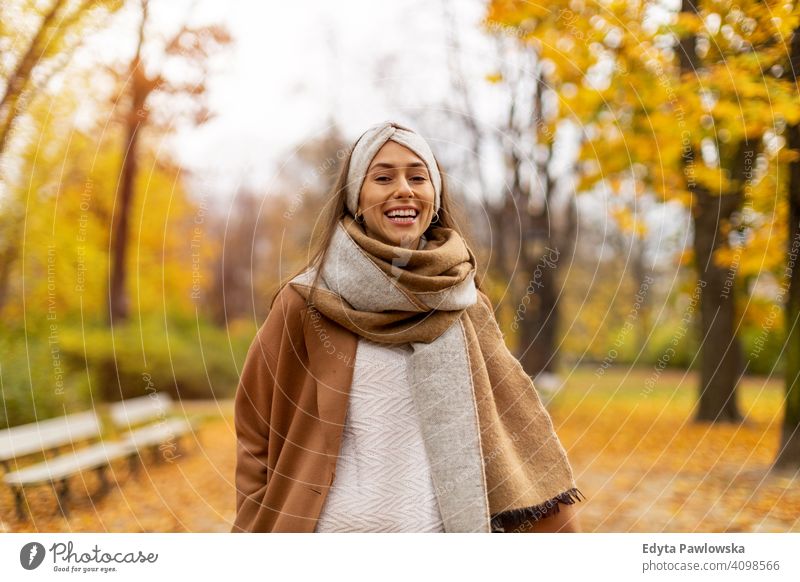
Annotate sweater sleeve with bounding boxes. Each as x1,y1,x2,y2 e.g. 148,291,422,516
231,288,294,532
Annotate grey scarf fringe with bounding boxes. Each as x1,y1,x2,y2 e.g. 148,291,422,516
490,488,586,533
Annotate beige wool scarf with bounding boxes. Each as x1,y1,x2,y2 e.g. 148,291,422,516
288,215,583,532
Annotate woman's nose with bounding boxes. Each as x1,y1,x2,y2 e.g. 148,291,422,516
394,176,414,197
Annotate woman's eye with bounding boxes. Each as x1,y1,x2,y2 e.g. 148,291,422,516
411,176,427,182
375,176,391,182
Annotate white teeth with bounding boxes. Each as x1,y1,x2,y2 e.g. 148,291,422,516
386,209,418,217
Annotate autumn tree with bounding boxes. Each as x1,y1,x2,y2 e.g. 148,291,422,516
0,0,122,313
107,0,231,323
439,3,579,379
486,0,799,423
652,0,798,422
775,23,800,469
0,0,122,157
3,64,215,327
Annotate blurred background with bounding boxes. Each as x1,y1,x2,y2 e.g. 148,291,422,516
1,0,798,532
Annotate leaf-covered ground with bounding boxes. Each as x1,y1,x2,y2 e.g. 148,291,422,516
1,367,798,532
553,367,800,532
0,402,238,533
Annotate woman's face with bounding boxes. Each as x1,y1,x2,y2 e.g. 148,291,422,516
357,140,436,248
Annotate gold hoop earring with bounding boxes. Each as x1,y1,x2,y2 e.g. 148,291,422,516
432,210,440,223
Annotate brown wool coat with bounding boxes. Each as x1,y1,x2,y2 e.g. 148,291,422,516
231,283,557,533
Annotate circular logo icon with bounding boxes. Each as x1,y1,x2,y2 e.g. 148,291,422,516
20,542,46,570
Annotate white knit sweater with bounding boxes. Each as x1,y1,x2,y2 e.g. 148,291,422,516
314,337,445,533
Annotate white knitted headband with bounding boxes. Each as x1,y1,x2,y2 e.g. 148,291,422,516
345,121,442,216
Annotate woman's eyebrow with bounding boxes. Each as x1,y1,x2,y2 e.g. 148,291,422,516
369,161,426,170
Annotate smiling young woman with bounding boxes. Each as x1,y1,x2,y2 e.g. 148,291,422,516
356,140,436,249
231,120,584,533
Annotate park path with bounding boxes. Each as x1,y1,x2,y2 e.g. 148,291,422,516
2,369,798,532
555,368,800,533
1,401,237,533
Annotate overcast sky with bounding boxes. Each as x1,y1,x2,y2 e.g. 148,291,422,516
63,0,688,264
71,0,500,197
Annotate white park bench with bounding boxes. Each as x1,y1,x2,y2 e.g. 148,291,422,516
0,411,138,520
109,393,196,469
1,395,199,521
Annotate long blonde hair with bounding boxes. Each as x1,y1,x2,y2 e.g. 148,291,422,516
270,122,485,309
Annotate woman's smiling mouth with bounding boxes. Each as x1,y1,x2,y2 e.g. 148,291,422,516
384,207,419,225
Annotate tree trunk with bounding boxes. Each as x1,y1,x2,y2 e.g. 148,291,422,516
691,184,744,422
680,0,745,422
0,230,20,316
512,64,569,378
631,244,653,355
108,113,141,323
516,233,560,376
775,122,800,468
108,3,150,325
